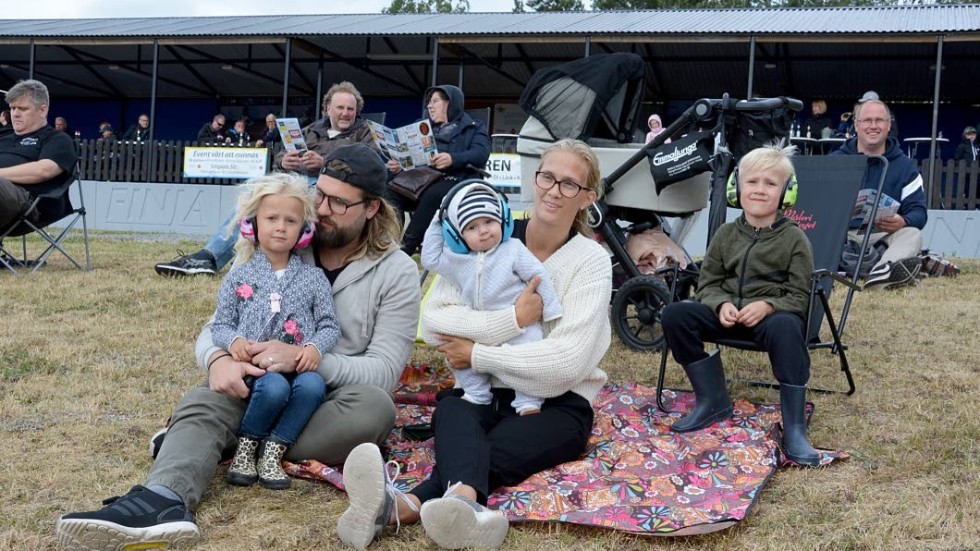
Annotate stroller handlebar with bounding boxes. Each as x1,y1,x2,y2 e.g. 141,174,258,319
698,95,804,114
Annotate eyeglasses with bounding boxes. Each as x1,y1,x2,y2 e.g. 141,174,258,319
534,171,587,198
314,189,366,214
857,118,889,128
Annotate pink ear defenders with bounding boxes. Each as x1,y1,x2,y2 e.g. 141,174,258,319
438,180,514,255
239,217,316,250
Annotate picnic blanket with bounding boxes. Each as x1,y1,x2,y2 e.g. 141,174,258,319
284,364,847,536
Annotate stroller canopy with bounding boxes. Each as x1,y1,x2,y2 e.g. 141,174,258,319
519,53,645,144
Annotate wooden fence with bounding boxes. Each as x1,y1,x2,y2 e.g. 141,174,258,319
76,139,283,185
919,159,980,210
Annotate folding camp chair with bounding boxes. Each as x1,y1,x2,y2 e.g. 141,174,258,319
0,166,90,274
655,154,889,412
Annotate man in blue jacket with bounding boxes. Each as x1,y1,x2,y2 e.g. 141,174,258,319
833,99,926,289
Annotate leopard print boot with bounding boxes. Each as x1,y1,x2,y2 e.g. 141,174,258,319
257,440,291,490
226,435,259,486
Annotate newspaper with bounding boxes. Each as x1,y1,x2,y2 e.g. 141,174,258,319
367,119,438,170
852,188,899,232
275,118,308,154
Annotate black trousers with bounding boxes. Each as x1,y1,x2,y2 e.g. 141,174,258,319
385,176,459,256
410,388,594,505
661,300,810,385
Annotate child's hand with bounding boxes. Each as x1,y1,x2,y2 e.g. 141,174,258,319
229,338,254,362
718,302,739,328
736,301,774,328
295,345,321,373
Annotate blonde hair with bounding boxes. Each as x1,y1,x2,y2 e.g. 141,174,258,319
737,143,797,184
536,139,604,237
231,173,317,265
811,99,827,116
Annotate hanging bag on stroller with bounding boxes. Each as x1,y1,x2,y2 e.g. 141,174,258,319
646,131,714,194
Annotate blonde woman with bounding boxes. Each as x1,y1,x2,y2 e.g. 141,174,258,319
337,139,612,549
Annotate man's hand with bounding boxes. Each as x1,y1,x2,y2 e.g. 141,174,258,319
435,334,475,370
208,354,266,399
430,152,454,171
248,340,303,373
514,276,544,328
718,302,739,328
875,214,907,234
280,150,304,171
301,150,324,171
736,301,774,328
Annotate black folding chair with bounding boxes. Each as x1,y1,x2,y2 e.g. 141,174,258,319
361,112,387,125
0,166,90,274
655,154,888,412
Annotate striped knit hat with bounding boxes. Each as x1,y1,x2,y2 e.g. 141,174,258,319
447,183,502,232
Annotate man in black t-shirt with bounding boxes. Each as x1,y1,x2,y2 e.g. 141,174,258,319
0,79,77,228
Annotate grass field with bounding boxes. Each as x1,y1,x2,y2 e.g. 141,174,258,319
1,233,977,551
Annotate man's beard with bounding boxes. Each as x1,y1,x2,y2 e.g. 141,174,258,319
318,218,363,249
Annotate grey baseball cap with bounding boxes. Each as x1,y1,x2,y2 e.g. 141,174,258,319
965,126,977,135
858,91,880,103
320,144,387,197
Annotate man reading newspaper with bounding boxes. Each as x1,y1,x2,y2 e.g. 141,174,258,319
832,99,926,290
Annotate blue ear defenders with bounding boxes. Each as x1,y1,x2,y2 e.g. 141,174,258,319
439,180,513,254
726,166,798,210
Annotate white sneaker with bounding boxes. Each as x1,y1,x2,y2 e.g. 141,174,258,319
336,443,416,549
420,493,508,549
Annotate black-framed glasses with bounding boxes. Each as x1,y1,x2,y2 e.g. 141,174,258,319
314,189,366,214
534,171,586,198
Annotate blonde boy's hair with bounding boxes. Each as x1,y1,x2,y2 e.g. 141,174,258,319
737,143,797,185
231,173,317,265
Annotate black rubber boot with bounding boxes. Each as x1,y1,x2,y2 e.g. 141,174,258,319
779,383,821,466
671,350,734,433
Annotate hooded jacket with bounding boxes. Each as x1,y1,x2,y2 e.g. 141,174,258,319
695,215,813,317
832,136,927,230
423,85,491,180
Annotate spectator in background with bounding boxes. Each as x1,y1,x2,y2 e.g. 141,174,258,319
832,99,925,290
803,99,834,139
0,109,10,136
123,113,151,142
227,119,252,146
954,126,978,163
197,114,230,144
0,79,77,231
97,124,116,144
645,114,669,145
836,103,859,138
255,113,280,148
54,116,73,135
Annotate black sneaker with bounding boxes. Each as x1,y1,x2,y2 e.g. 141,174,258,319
56,485,200,550
154,249,217,277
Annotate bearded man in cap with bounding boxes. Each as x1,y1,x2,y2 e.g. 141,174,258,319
57,144,420,550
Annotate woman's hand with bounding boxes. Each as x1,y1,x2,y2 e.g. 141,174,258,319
435,334,475,370
431,152,453,170
386,159,402,174
514,276,544,328
208,353,267,399
247,340,303,373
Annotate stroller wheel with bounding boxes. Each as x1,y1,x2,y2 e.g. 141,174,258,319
611,275,671,351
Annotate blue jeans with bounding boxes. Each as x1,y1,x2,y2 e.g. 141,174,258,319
239,371,326,444
203,211,238,271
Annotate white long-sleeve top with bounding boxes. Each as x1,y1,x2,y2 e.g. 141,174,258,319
422,231,612,403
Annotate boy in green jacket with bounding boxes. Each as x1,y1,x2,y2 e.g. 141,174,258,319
661,144,821,466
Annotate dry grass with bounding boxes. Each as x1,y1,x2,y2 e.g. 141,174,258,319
1,232,978,551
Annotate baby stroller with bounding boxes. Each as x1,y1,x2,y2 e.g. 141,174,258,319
517,53,801,351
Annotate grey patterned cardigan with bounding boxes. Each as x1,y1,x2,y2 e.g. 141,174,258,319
212,250,340,355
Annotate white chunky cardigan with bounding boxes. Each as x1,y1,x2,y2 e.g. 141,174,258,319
422,233,612,404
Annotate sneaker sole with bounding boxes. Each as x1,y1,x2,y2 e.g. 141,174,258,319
154,264,216,277
336,443,387,549
55,518,199,551
883,257,922,290
420,497,509,549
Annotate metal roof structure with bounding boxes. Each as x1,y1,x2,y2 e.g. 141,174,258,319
0,5,977,103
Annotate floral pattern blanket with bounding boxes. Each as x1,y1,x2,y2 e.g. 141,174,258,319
284,364,847,536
